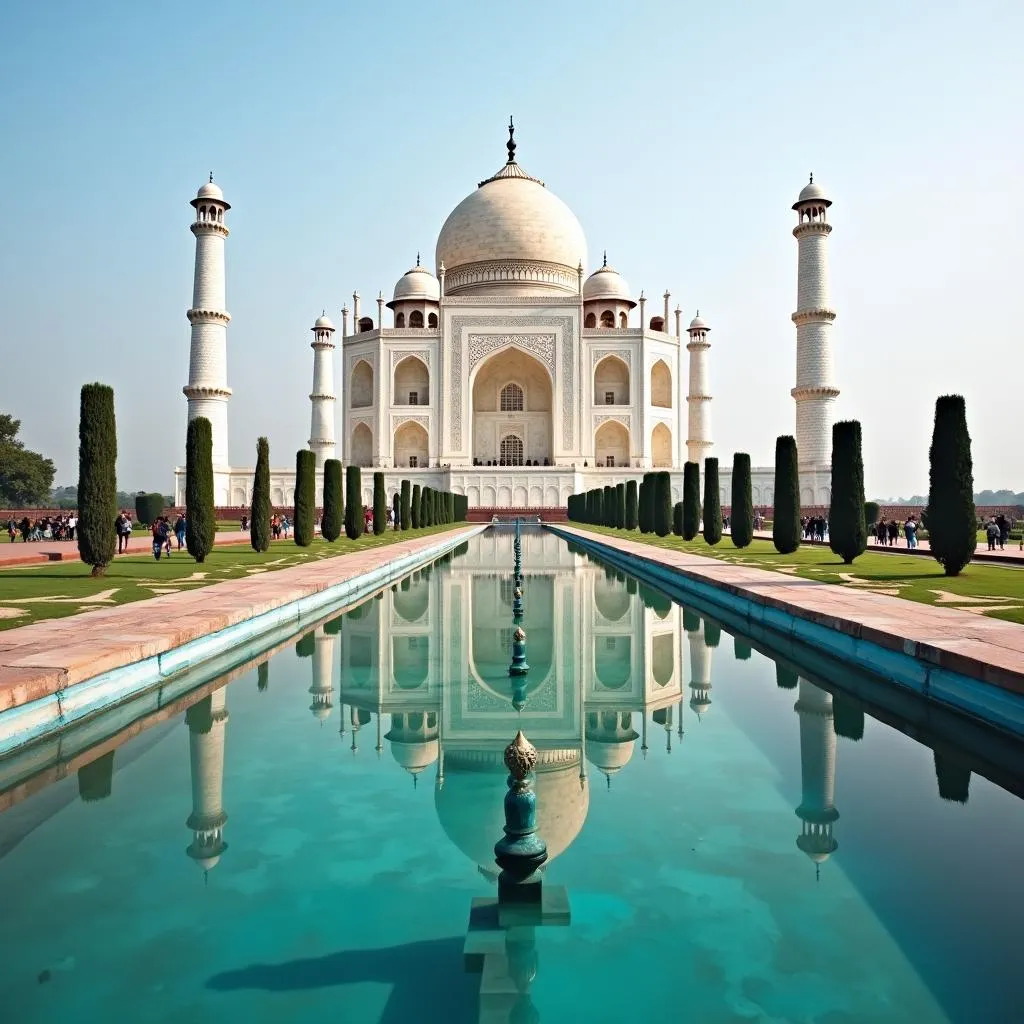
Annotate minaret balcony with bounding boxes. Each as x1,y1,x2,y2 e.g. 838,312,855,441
187,308,231,325
792,221,832,239
190,221,229,238
790,385,840,401
791,308,836,326
183,384,233,399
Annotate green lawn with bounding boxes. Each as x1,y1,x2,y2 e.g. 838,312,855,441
572,525,1024,625
0,524,464,630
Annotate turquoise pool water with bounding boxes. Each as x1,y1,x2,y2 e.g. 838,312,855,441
0,528,1021,1023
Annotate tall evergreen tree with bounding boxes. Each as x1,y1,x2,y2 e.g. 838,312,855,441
654,471,672,536
593,487,604,526
392,491,401,529
421,486,433,527
702,457,722,545
447,491,456,524
615,482,626,528
76,383,118,575
639,473,655,533
672,501,684,536
293,449,316,546
604,485,615,526
925,395,976,577
682,462,700,541
372,472,387,535
625,479,638,529
454,494,468,521
185,416,215,562
730,452,753,548
321,458,342,542
411,483,421,528
828,420,867,564
832,695,865,741
344,466,363,540
772,435,801,555
250,436,271,552
400,479,411,530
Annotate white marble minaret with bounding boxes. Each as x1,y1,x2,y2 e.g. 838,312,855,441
794,677,839,873
685,614,713,718
185,687,229,874
791,176,838,470
308,625,336,721
685,313,713,466
308,314,337,468
184,175,232,470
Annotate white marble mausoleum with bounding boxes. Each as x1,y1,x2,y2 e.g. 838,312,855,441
175,122,839,510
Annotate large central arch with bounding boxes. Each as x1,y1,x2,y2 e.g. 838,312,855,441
471,347,553,466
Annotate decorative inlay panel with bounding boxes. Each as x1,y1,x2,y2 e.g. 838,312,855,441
391,349,432,371
468,334,555,374
593,413,631,428
393,415,430,430
591,348,632,369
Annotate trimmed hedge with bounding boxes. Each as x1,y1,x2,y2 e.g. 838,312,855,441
251,436,271,552
344,466,363,540
372,472,387,535
625,479,638,529
400,479,411,530
185,417,215,562
321,458,342,542
294,449,316,546
672,501,683,536
772,435,801,555
730,452,753,548
702,458,722,545
135,492,164,526
411,483,421,528
654,471,672,537
682,462,700,541
77,383,118,574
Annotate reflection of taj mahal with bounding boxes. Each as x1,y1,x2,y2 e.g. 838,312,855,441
175,122,839,509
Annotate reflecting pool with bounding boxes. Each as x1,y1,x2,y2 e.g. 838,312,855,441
1,528,1022,1023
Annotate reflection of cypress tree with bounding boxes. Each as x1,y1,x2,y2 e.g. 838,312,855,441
733,638,752,660
323,615,343,636
185,695,214,733
77,751,115,803
934,751,971,804
703,620,721,648
295,632,316,658
775,664,798,689
257,662,269,691
832,694,865,741
682,607,700,633
357,709,372,726
626,576,637,595
652,708,669,726
454,541,470,557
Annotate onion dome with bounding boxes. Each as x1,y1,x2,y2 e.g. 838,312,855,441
193,174,229,209
313,313,335,330
389,254,441,307
583,253,636,307
688,311,708,331
388,737,439,776
793,173,831,209
435,119,587,293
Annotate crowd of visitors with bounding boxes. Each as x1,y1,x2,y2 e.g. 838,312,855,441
872,518,919,548
985,514,1010,551
801,516,829,542
6,513,79,542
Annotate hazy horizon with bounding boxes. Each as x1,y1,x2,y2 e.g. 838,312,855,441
2,1,1021,497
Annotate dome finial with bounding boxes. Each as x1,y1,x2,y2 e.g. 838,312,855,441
507,115,516,163
602,250,607,268
209,171,214,183
809,172,814,183
416,251,420,267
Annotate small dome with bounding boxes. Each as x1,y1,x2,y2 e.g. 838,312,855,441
389,737,439,774
313,314,335,330
688,312,708,331
390,261,441,305
583,257,636,307
793,176,831,209
197,180,224,201
309,704,332,721
585,737,637,775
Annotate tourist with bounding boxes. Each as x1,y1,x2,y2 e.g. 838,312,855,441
151,518,163,559
887,520,898,546
116,511,131,553
904,517,918,549
996,513,1008,550
174,513,186,550
67,512,77,541
240,514,249,532
161,517,173,557
6,519,15,544
281,515,290,539
271,514,280,540
986,519,999,552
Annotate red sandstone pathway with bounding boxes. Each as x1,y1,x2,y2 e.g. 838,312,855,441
0,525,477,714
0,530,253,568
559,525,1024,695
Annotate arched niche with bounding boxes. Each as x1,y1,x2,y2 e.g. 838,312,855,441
652,632,674,686
471,347,552,466
351,423,373,467
394,356,429,405
594,355,629,406
394,421,428,468
651,359,672,408
350,360,374,409
651,422,672,467
594,420,629,469
594,576,630,622
594,635,632,689
392,635,429,689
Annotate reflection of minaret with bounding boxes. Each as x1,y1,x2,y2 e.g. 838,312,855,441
185,689,229,874
308,626,335,722
386,711,439,788
686,615,713,718
794,678,839,875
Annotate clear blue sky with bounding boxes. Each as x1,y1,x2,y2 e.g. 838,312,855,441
1,0,1021,498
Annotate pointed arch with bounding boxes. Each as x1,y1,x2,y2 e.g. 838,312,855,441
393,420,428,468
394,355,429,406
350,359,374,408
351,423,373,466
594,354,629,406
651,422,672,467
651,359,672,408
595,419,629,468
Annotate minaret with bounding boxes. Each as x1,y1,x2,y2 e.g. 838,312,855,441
184,175,232,470
791,175,839,470
185,688,229,873
685,313,712,465
308,314,337,467
685,613,713,718
794,677,839,874
308,625,336,721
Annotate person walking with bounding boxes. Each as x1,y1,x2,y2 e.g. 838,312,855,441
986,519,999,552
116,511,131,554
174,513,186,550
904,517,918,549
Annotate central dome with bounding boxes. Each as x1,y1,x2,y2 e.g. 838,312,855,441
435,123,587,296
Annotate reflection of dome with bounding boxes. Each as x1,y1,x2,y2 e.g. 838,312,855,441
434,749,588,871
388,737,439,775
796,829,838,864
585,738,637,776
583,257,635,306
390,260,440,304
794,176,830,208
435,125,587,293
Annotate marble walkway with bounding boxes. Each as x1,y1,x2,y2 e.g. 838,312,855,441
0,526,476,715
0,529,253,567
557,525,1024,696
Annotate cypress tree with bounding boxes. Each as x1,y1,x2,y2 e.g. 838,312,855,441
615,482,625,528
134,492,164,526
828,420,867,564
392,491,401,529
702,458,722,545
455,493,468,521
593,487,604,526
447,491,456,524
772,435,801,555
683,607,700,634
372,472,387,535
864,501,880,530
638,473,653,533
604,485,615,526
257,661,269,691
925,395,976,577
672,501,684,536
730,452,753,548
682,462,700,541
703,619,721,648
625,479,638,529
251,436,271,552
321,458,342,542
185,416,215,563
295,631,315,658
411,483,421,528
293,449,315,546
422,486,433,527
344,465,363,540
76,383,118,575
654,471,672,536
400,480,411,530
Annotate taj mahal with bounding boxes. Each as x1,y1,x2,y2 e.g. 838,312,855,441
175,121,839,510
